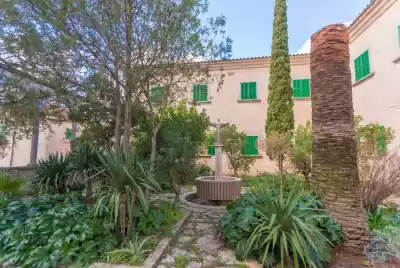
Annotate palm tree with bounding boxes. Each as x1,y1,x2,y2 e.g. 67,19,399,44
69,143,105,198
310,24,369,254
94,150,161,241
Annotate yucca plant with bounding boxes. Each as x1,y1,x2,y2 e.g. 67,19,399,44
0,170,25,197
69,143,105,198
94,150,161,241
245,184,332,268
32,153,73,194
106,236,154,265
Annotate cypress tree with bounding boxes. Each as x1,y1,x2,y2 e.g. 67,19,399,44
265,0,294,137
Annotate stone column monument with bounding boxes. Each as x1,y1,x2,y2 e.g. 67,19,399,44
210,119,228,179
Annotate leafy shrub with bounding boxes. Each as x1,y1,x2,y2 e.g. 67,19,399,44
32,153,74,194
220,124,255,177
264,131,292,174
174,255,189,268
218,184,343,267
134,200,182,236
106,236,154,265
0,195,117,267
243,172,305,190
0,170,25,197
368,208,391,231
290,121,312,182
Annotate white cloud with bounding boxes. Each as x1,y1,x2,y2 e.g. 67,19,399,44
296,22,352,54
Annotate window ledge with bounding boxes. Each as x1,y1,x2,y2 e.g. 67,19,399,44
243,154,263,158
237,99,262,103
353,72,375,87
292,97,311,100
198,155,212,158
393,56,400,64
189,101,212,105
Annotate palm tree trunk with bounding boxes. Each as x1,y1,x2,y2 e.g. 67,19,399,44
126,193,136,240
86,179,93,199
120,192,126,239
310,24,369,254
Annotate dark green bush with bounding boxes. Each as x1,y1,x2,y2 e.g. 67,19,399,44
218,184,344,267
0,195,117,267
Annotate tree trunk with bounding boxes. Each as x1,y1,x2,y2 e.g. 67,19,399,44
150,123,161,173
126,193,136,240
310,24,369,254
114,61,122,152
9,130,16,167
169,169,180,203
120,192,126,239
122,0,133,151
86,178,93,199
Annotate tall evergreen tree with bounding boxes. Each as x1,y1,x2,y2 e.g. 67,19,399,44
265,0,294,137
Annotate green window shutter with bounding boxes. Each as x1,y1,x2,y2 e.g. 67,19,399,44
293,80,300,98
243,136,258,155
240,82,257,100
65,128,72,140
376,125,387,155
293,79,310,98
208,137,215,155
193,84,208,102
150,87,164,103
398,25,400,47
354,50,371,81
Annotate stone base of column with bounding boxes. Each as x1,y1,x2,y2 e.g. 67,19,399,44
27,162,39,167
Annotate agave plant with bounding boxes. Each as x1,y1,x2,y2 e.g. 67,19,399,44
94,150,161,241
106,236,154,265
69,143,105,198
0,170,25,197
32,153,72,194
245,184,332,268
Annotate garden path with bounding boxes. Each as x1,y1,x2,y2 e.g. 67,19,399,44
155,186,246,268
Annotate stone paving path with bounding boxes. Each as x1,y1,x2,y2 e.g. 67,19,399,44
156,188,241,268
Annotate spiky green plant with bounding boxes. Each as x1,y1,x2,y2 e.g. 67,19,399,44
0,170,25,197
245,184,332,268
32,153,72,194
69,143,105,198
106,236,154,265
94,150,161,241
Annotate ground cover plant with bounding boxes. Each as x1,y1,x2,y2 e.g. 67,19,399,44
0,194,117,267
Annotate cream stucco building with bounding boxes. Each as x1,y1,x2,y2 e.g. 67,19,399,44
1,0,400,173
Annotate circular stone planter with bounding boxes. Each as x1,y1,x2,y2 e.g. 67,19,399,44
195,176,242,201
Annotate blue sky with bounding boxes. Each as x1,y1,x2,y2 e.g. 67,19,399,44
206,0,371,58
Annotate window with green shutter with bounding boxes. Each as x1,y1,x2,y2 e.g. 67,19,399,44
193,84,208,102
243,136,258,156
292,79,310,98
398,25,400,47
65,128,72,140
208,137,215,155
240,82,257,100
376,125,387,155
354,50,371,81
150,87,164,103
